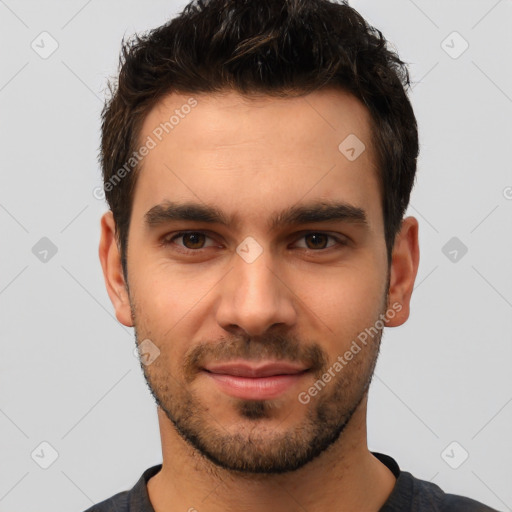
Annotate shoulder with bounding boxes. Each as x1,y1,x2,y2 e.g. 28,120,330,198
389,470,499,511
82,490,130,512
372,453,498,512
81,464,162,512
439,487,499,512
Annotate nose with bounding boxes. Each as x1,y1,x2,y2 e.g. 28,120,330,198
215,247,298,337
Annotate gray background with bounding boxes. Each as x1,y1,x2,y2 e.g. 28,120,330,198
1,1,511,511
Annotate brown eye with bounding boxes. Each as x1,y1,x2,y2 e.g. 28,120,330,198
304,233,329,250
181,232,206,249
293,232,347,251
162,231,222,254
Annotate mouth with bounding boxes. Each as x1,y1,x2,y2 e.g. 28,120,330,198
201,360,310,400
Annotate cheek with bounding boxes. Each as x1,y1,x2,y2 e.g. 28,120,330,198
130,263,223,352
290,262,386,347
133,259,220,312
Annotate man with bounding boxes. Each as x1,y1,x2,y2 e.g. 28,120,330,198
89,0,498,510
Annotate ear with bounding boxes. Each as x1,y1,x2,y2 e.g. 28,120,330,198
385,216,420,327
99,211,133,327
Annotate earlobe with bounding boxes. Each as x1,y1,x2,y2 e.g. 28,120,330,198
385,216,420,327
98,211,134,327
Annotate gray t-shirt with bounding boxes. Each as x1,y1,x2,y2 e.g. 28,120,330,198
83,452,499,511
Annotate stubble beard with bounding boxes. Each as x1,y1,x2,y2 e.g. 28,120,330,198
132,302,386,475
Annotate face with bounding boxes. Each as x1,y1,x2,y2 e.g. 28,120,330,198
101,88,416,474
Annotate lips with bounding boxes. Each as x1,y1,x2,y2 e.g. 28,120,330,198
202,361,309,378
202,360,310,400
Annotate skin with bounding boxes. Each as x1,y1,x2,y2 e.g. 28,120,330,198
99,87,419,512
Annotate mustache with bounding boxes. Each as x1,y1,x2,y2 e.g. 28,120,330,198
183,332,328,381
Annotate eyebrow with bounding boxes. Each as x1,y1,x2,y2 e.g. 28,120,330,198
144,200,368,231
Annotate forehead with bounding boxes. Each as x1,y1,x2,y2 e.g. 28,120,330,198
132,87,382,232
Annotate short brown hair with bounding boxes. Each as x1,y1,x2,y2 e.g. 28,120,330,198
100,0,419,279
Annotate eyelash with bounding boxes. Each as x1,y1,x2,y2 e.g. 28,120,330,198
161,231,348,254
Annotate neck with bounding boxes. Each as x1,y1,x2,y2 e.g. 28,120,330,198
147,396,397,512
